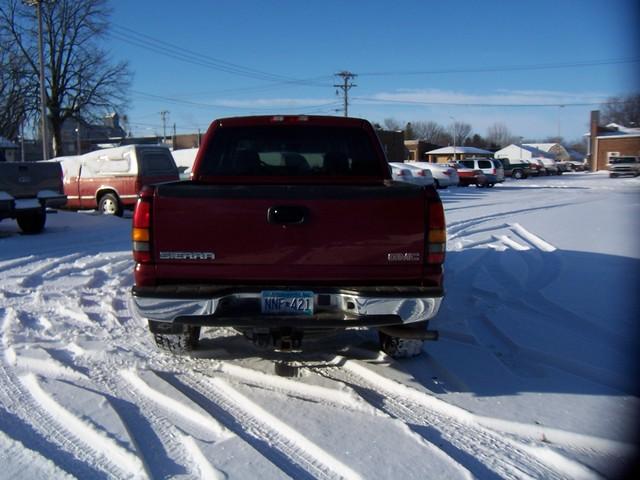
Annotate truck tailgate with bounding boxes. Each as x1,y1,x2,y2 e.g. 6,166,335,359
152,182,426,283
0,162,63,197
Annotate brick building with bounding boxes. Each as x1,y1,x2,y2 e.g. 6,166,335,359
404,140,441,162
587,111,640,171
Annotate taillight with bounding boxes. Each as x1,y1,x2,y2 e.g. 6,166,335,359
417,170,425,176
425,189,446,265
132,186,153,263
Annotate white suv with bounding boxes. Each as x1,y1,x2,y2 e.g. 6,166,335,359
456,158,505,183
608,156,640,177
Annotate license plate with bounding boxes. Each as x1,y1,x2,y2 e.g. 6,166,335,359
261,291,314,316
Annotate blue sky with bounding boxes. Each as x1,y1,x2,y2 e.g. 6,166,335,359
108,0,639,142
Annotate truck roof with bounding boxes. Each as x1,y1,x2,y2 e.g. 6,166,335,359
208,115,371,129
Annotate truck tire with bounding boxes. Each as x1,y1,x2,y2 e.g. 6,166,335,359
99,193,123,216
148,320,200,354
513,169,524,179
17,207,46,234
379,331,424,358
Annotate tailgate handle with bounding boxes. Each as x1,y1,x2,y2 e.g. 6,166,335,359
267,205,309,225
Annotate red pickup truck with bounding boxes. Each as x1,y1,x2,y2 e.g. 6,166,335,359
131,115,446,358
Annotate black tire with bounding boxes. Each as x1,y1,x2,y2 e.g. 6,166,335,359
513,169,524,179
17,207,46,234
99,193,123,216
148,320,201,354
610,173,617,178
379,331,424,359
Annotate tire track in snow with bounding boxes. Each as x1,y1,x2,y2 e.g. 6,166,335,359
317,358,578,480
170,370,363,480
0,359,132,479
17,252,85,289
89,366,196,480
448,219,635,391
474,236,637,392
196,360,379,415
177,432,227,480
120,368,232,440
19,374,147,479
510,223,556,252
0,425,75,479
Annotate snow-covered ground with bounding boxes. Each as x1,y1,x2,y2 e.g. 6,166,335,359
0,172,638,479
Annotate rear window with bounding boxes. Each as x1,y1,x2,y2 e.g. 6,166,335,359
478,160,492,169
198,125,385,177
139,150,178,176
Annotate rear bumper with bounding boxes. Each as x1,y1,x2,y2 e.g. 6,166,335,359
0,190,67,219
131,284,443,329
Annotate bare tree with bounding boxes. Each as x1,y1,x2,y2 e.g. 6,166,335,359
411,120,449,145
486,122,515,148
600,93,640,126
0,0,131,157
0,29,36,140
383,118,402,131
448,121,472,146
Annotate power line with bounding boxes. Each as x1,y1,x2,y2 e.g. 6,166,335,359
131,89,340,112
353,96,631,108
109,24,329,88
357,57,640,77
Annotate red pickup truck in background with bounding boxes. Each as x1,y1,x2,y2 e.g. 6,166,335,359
131,115,446,358
57,145,179,216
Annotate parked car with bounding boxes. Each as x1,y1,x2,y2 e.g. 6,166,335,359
608,156,640,177
56,145,179,216
453,164,490,187
562,160,587,171
524,159,543,176
0,161,67,234
555,161,570,174
528,157,557,176
455,158,505,183
391,162,434,186
389,163,415,183
131,115,446,358
404,161,459,188
494,157,531,179
538,157,560,175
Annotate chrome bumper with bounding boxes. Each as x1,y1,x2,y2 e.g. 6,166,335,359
131,287,443,328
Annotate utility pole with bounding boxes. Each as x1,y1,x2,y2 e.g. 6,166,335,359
160,110,169,143
334,71,357,117
23,0,49,159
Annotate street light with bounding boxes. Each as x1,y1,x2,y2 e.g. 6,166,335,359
23,0,48,160
449,116,457,162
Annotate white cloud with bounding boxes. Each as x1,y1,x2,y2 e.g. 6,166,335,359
364,88,609,107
